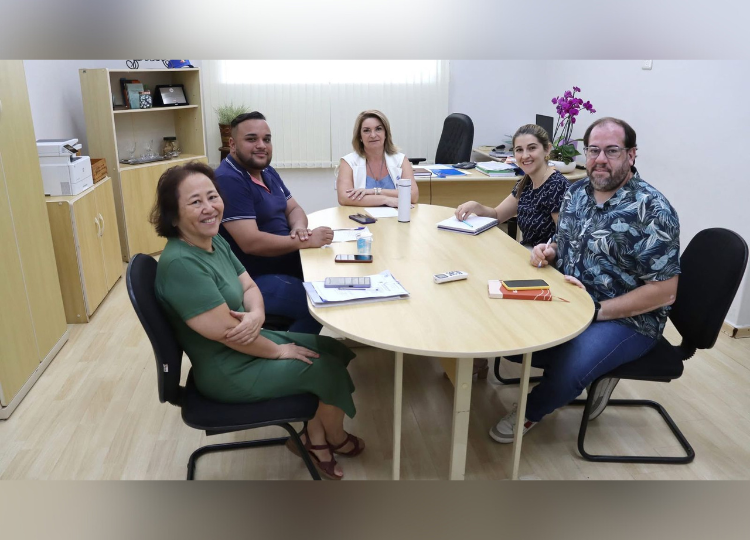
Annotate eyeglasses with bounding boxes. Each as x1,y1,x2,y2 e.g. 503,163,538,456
583,146,631,159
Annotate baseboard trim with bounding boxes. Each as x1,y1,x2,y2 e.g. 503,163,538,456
0,329,69,420
721,321,750,339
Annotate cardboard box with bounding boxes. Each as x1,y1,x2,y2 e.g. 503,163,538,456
91,158,107,183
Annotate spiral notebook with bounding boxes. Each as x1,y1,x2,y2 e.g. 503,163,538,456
437,215,499,236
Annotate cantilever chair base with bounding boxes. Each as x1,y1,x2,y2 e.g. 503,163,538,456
570,392,695,465
186,423,320,480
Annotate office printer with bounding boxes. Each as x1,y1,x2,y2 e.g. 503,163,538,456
36,138,93,196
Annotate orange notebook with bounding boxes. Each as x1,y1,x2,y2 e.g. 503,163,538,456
488,280,552,301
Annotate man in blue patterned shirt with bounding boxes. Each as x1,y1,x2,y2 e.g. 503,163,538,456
491,117,681,444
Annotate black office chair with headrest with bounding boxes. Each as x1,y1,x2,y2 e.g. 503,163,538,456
571,228,748,464
407,113,475,166
126,253,321,480
435,113,475,164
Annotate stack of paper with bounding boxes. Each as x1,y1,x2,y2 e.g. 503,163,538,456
476,161,520,177
303,270,410,308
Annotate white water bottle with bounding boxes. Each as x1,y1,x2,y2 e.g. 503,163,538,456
397,178,412,223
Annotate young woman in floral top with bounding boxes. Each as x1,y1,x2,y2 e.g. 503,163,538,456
455,124,569,248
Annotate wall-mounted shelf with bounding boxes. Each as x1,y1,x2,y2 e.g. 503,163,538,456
113,104,200,114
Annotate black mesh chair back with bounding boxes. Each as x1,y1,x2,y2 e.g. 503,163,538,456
126,253,184,405
669,228,748,350
435,113,474,164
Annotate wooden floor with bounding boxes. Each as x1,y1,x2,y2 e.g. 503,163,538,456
2,268,750,480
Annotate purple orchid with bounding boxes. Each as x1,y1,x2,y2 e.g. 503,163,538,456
548,86,597,163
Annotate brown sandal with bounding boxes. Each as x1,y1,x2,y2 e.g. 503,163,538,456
285,428,342,480
328,431,365,457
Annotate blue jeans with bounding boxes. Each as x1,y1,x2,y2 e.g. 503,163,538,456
253,274,322,335
506,321,657,422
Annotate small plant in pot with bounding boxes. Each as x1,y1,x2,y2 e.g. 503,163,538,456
215,103,250,147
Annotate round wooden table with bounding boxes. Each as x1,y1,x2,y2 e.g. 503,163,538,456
302,205,593,479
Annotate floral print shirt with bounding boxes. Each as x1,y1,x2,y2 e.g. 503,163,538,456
555,170,681,339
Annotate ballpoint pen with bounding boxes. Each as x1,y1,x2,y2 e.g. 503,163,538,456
461,220,474,228
333,227,365,231
538,237,552,268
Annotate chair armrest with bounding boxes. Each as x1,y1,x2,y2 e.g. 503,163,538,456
408,157,426,165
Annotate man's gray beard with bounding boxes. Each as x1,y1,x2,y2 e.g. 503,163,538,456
588,164,629,192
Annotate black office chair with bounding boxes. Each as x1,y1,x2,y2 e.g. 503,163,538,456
570,228,748,464
407,113,475,167
435,113,474,164
126,253,321,480
263,314,294,331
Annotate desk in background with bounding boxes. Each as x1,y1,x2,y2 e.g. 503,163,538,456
302,205,593,480
416,165,587,209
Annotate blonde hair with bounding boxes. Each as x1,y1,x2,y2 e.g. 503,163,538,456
351,110,398,157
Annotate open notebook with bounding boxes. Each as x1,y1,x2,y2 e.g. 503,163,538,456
437,215,499,235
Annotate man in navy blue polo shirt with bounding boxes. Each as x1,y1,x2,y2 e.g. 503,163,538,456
215,112,333,334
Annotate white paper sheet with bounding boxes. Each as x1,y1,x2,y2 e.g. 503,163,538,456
363,207,399,218
332,226,373,243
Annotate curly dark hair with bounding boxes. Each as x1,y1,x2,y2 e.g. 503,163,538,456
149,161,220,238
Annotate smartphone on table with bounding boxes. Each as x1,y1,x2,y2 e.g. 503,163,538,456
349,213,377,224
335,254,373,263
501,279,549,290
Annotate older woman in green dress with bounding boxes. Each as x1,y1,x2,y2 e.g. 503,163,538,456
150,161,364,480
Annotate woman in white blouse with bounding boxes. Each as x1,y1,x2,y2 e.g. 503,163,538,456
336,110,419,207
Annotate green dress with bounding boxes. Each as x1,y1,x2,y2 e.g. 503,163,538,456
155,235,356,418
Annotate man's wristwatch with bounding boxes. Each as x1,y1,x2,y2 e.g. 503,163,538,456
593,300,601,322
374,187,382,195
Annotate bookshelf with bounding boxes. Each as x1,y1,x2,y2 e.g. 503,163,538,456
79,67,207,259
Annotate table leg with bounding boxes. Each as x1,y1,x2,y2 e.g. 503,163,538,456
392,351,403,480
449,357,473,480
511,352,533,480
439,358,457,386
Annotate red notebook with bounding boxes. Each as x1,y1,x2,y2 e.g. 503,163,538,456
488,280,552,301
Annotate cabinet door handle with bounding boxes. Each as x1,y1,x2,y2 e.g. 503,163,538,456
94,216,101,237
99,213,105,235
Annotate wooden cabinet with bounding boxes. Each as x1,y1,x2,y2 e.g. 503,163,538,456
46,177,123,323
0,61,69,418
120,156,208,256
79,67,207,259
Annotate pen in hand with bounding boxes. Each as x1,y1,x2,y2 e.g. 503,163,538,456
538,237,552,268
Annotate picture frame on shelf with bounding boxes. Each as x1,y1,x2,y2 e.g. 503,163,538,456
154,84,188,107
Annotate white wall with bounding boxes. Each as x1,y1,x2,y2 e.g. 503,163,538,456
449,61,549,148
450,60,750,328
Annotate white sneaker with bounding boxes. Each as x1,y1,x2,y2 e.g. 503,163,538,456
587,377,620,420
489,403,538,444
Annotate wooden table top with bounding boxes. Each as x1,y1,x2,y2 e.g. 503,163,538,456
301,205,593,358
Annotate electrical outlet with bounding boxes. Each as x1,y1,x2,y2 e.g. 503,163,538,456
642,60,653,70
